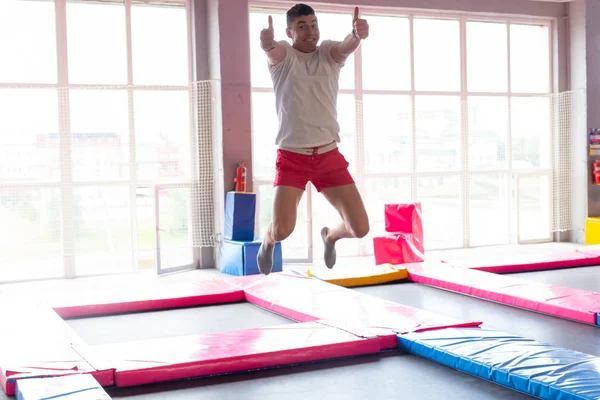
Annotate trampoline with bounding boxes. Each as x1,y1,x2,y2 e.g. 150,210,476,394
4,249,600,400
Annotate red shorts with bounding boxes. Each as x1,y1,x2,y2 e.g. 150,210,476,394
274,147,355,192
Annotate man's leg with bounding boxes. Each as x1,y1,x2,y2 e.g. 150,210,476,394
257,185,304,274
319,183,370,268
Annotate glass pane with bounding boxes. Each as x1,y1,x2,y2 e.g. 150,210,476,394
316,11,355,90
363,94,411,174
417,175,462,249
466,21,508,92
0,187,63,281
362,177,412,255
468,96,508,170
415,95,461,172
338,93,356,175
511,96,551,169
510,24,550,93
134,90,192,182
469,174,509,246
69,89,130,181
362,15,410,90
0,0,57,83
136,186,156,271
257,183,309,260
518,175,551,241
158,187,194,270
249,11,287,88
131,4,189,85
73,186,133,276
413,18,460,92
0,89,59,183
66,1,127,85
251,91,278,180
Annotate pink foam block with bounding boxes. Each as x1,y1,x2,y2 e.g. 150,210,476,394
96,322,381,387
234,273,481,349
0,306,114,396
384,203,423,241
444,250,600,273
373,233,425,265
406,262,600,324
53,279,244,318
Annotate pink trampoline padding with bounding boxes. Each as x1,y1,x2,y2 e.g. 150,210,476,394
0,306,114,396
53,279,244,318
230,273,482,347
97,321,381,387
406,262,600,324
442,250,600,273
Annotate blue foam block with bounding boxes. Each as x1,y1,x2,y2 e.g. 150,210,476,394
224,191,256,241
220,239,282,276
397,327,600,400
597,313,600,326
16,374,111,399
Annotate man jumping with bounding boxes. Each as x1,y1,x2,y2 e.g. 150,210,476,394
257,3,370,275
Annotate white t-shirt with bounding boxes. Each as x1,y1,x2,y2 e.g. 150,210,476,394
268,40,344,148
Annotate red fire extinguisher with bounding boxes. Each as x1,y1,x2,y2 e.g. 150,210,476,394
234,161,247,192
594,159,600,185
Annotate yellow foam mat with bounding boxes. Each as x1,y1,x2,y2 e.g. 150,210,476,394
294,264,408,288
585,217,600,245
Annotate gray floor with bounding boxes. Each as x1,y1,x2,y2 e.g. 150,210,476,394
5,266,600,399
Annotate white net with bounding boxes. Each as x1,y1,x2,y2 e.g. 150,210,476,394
0,80,220,280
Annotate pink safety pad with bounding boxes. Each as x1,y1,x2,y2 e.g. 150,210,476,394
52,279,244,318
96,321,381,387
442,250,600,273
406,262,600,325
0,306,114,396
228,273,482,349
2,273,483,394
577,245,600,256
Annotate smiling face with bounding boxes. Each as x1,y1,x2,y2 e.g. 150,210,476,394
286,14,319,53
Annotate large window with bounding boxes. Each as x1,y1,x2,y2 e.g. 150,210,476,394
0,0,195,281
249,5,555,261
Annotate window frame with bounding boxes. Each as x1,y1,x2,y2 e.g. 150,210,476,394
0,0,196,281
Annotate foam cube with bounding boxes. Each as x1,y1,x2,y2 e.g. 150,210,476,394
384,203,424,251
220,239,282,276
224,191,256,241
373,233,424,265
16,374,111,400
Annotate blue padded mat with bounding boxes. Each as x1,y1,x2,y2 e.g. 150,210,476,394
397,327,600,400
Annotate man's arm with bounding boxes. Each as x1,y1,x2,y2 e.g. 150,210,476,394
330,7,369,64
263,41,287,66
330,33,361,64
261,15,286,66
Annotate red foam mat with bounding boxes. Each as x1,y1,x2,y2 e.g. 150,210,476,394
442,250,600,273
406,262,600,324
228,274,481,349
53,279,244,318
0,306,114,396
97,322,381,387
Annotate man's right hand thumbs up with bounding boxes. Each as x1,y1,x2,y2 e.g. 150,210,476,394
261,15,275,51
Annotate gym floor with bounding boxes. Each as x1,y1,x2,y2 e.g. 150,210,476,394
0,243,597,399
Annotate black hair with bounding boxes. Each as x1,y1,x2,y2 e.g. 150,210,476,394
286,4,315,28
